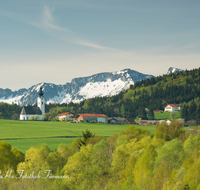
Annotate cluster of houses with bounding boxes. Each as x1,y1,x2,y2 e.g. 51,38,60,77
58,113,107,123
58,112,135,124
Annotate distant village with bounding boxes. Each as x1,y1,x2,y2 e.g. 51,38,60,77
20,86,181,125
57,102,180,125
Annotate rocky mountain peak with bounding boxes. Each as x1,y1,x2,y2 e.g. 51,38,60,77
0,68,154,105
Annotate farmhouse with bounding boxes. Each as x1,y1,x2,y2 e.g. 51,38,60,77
108,117,134,124
164,104,180,112
20,86,45,120
75,113,107,123
58,112,74,121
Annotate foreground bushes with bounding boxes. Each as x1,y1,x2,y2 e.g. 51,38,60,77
0,122,200,189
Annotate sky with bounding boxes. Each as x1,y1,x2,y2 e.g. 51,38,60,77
1,0,200,91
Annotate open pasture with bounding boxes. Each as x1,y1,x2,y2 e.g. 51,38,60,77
154,111,181,120
0,119,156,152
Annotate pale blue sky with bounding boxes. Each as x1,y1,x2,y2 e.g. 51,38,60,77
1,0,200,90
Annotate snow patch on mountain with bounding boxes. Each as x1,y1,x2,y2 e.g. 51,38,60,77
0,94,24,105
166,67,184,74
78,78,133,100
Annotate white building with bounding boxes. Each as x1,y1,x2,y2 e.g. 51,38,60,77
20,86,45,120
164,104,180,112
75,114,107,123
58,112,74,121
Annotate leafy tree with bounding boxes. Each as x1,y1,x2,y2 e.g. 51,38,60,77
79,129,95,147
86,135,104,145
0,141,14,173
62,144,93,188
153,160,171,190
111,144,130,175
29,115,34,121
34,114,39,120
138,107,147,120
107,133,118,156
170,111,176,119
134,144,157,189
154,120,185,141
81,139,111,189
120,104,125,118
45,152,64,174
17,146,48,173
41,113,48,120
155,139,185,171
148,109,154,120
11,113,19,120
11,147,25,171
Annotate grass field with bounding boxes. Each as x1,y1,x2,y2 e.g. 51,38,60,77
154,111,181,120
0,120,156,152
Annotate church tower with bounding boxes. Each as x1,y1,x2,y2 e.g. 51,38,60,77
37,86,45,114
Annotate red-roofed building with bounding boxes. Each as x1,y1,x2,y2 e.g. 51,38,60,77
76,113,107,123
58,112,74,121
164,104,180,112
153,110,163,113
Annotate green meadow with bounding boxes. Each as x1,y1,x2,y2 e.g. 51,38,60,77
0,119,156,152
154,111,181,120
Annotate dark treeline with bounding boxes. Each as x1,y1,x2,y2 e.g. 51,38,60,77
0,103,22,120
181,98,200,123
1,67,200,121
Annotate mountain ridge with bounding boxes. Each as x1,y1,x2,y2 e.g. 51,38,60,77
0,68,154,105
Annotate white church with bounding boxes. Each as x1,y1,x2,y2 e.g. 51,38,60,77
20,87,45,120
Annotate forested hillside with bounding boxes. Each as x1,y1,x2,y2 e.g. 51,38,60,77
1,67,200,121
46,67,200,121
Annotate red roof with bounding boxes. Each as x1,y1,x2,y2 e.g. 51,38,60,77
78,113,107,118
167,104,180,107
58,112,71,116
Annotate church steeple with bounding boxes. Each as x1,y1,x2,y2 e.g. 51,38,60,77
37,85,45,114
38,87,44,97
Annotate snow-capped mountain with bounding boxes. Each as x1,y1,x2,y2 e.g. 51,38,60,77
166,67,184,74
0,69,154,105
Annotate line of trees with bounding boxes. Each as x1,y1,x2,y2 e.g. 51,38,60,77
181,97,200,124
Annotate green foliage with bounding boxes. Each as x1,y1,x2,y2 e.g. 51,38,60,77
134,144,157,189
1,117,200,189
29,115,34,121
11,113,19,120
0,141,14,173
181,98,200,122
34,114,39,120
154,120,185,141
0,102,21,120
155,139,185,171
120,104,125,118
148,109,155,120
170,111,176,119
79,129,95,147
